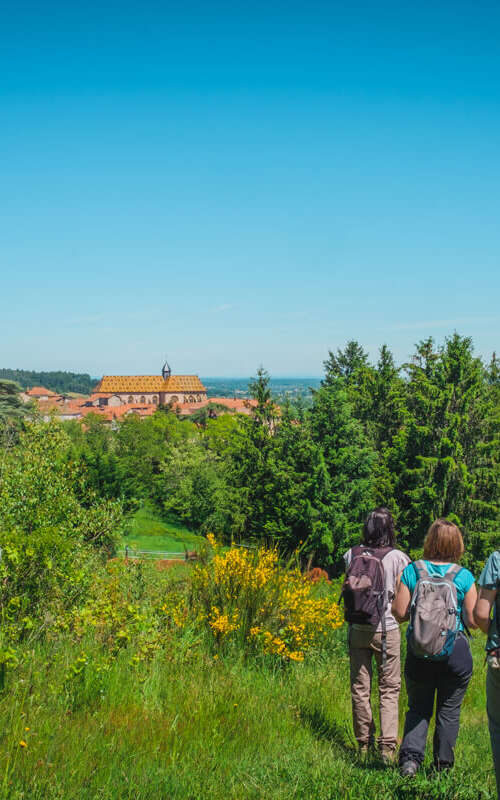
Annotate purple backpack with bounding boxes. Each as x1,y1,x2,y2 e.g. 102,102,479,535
341,545,393,627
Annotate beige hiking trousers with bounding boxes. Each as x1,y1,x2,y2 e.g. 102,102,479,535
348,626,401,752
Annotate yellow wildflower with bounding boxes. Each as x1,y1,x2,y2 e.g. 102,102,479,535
288,651,304,662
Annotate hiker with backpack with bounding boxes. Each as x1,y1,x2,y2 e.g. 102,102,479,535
342,507,410,764
473,550,500,799
392,519,477,777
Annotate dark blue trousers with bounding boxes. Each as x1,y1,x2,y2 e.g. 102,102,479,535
399,634,473,768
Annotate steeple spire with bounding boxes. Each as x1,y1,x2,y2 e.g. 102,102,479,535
162,358,171,380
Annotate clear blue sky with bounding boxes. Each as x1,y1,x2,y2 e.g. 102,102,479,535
1,1,499,377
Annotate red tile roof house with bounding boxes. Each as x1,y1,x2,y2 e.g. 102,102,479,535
37,393,266,424
58,405,85,421
81,393,123,408
174,397,258,417
38,400,157,424
36,399,82,421
97,403,157,421
26,386,62,402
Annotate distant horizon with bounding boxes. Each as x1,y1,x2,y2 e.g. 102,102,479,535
202,375,322,380
1,366,323,382
3,332,499,384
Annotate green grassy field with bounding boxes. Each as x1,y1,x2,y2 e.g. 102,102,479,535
121,506,205,554
1,564,496,800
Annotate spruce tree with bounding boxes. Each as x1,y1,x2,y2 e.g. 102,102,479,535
262,401,331,561
310,376,377,565
218,372,332,561
393,334,500,552
323,340,369,383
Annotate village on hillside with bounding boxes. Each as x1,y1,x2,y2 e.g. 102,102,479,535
23,359,257,423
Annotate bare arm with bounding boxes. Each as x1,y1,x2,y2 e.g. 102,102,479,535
474,587,497,635
462,583,478,630
392,577,411,623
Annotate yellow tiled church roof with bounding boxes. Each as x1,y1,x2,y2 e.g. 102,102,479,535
96,375,206,393
164,375,206,392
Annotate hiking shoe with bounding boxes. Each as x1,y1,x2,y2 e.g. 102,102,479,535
400,759,419,778
379,748,396,766
358,743,374,760
433,760,453,773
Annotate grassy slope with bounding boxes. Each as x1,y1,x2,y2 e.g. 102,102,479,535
2,622,495,799
121,507,205,553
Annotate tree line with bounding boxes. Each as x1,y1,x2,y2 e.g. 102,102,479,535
0,368,97,395
1,333,498,575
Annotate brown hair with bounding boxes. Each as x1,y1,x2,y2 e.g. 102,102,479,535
423,518,464,562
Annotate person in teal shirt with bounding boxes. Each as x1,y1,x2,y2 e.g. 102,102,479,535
474,551,500,799
392,519,477,778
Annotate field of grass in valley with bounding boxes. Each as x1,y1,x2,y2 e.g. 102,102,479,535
120,506,205,555
1,558,495,800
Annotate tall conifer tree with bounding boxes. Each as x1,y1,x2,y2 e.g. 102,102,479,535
310,370,377,564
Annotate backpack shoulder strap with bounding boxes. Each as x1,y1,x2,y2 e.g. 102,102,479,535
445,564,462,582
413,560,428,580
376,546,394,560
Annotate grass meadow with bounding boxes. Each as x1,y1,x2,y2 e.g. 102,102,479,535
0,558,496,800
121,506,205,554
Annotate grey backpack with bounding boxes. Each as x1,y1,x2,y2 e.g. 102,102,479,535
407,561,463,660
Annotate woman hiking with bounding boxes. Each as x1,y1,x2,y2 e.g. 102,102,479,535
342,507,410,764
473,550,500,799
392,519,477,777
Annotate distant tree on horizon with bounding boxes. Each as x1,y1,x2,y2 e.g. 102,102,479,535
0,369,97,395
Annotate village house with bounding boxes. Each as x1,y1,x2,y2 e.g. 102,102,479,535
174,397,258,417
24,386,64,402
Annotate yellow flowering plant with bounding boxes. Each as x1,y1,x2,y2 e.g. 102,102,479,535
190,534,343,662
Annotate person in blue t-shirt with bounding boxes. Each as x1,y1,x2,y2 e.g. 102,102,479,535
392,519,477,778
474,551,500,799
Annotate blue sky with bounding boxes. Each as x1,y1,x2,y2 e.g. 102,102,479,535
1,1,499,377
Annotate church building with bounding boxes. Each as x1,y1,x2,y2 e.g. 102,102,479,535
94,360,207,406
